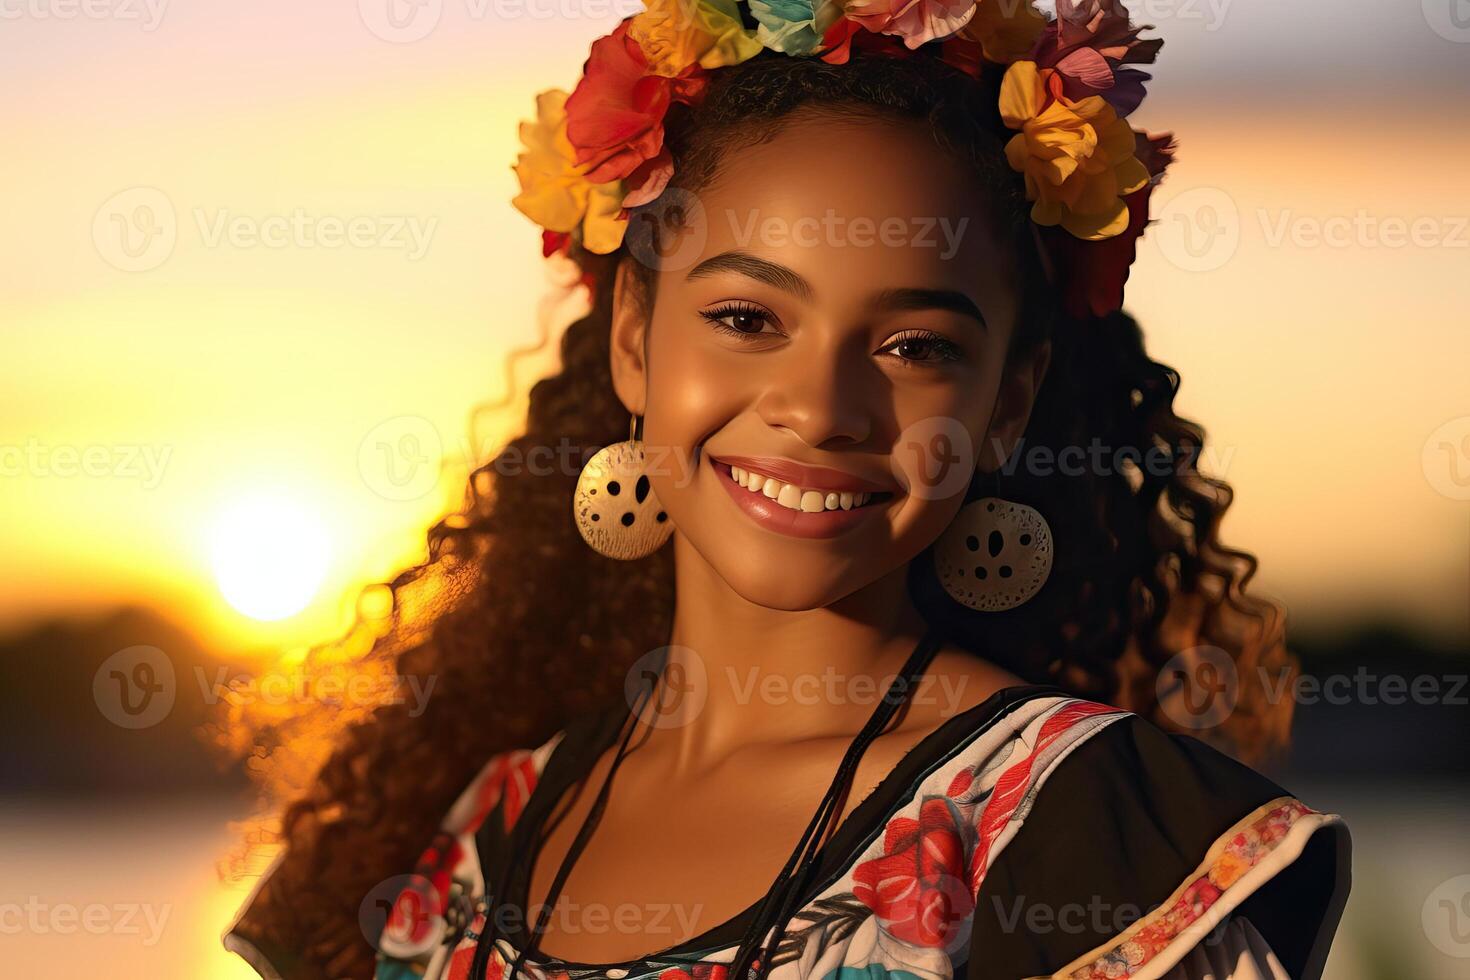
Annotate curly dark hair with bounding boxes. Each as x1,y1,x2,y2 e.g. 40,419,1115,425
220,49,1295,980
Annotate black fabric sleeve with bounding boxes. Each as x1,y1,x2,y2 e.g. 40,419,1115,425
964,715,1350,980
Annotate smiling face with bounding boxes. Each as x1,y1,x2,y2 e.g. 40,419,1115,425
608,111,1050,611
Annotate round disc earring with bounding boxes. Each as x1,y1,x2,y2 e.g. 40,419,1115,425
572,413,674,560
934,496,1053,612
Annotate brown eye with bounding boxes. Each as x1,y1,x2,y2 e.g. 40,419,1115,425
721,311,768,333
879,329,963,365
700,303,780,339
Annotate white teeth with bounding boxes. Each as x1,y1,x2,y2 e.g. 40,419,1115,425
724,464,879,514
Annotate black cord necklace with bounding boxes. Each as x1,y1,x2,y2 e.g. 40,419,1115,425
469,628,945,980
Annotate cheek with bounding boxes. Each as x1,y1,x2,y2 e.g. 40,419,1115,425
637,313,745,499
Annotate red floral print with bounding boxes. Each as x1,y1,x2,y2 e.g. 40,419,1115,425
851,796,972,947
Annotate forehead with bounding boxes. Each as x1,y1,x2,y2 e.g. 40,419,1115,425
667,114,1016,313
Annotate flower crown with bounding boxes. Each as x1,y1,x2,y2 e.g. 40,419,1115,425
512,0,1176,317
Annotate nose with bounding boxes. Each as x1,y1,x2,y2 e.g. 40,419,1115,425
753,343,873,449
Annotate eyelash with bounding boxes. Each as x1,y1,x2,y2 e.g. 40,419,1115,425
698,303,965,366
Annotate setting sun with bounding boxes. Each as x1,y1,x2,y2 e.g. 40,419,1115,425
208,492,330,622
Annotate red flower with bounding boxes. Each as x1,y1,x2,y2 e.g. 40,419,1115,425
852,797,973,947
564,19,708,185
819,20,913,64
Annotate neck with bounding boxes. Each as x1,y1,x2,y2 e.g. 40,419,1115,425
643,531,936,774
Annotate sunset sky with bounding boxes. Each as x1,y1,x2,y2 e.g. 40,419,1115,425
4,1,1469,660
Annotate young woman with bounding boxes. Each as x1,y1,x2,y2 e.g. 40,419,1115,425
224,3,1350,979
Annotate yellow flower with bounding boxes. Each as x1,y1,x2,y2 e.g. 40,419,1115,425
999,60,1150,240
630,0,763,76
511,89,627,254
959,0,1045,64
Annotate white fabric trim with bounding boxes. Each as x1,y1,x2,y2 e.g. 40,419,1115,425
1130,811,1348,980
1157,918,1289,980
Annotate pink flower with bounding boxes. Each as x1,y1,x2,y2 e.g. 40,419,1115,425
1034,0,1162,116
840,0,978,50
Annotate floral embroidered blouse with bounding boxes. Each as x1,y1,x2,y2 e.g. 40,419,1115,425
225,688,1351,980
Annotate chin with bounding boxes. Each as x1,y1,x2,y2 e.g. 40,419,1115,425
706,553,868,612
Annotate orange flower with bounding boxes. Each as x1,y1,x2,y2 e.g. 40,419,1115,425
999,59,1149,240
511,89,627,255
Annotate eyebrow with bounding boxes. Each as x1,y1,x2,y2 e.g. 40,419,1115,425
685,250,987,331
871,287,988,331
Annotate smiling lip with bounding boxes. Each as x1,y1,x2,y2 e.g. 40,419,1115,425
707,454,893,494
709,457,895,540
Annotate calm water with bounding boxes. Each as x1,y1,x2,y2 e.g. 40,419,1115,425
1,782,1466,979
